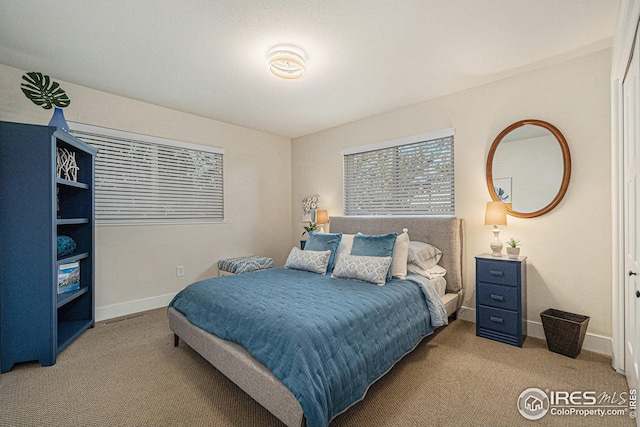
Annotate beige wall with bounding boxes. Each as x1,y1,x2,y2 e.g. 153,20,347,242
292,49,613,340
0,63,292,320
0,47,613,343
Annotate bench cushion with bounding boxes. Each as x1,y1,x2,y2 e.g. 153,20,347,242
218,256,274,274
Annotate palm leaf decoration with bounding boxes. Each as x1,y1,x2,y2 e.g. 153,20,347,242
21,72,70,110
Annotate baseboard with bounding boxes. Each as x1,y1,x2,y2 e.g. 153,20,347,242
456,306,612,357
95,292,178,322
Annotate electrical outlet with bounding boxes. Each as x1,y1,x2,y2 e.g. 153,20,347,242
176,266,184,277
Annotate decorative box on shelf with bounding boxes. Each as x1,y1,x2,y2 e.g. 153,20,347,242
57,261,80,294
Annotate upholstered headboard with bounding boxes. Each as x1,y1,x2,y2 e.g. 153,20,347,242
329,216,464,293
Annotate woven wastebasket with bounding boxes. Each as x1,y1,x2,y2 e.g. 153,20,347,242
540,309,590,358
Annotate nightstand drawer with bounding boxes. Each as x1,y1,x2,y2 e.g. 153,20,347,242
477,259,518,286
477,282,518,310
477,306,518,336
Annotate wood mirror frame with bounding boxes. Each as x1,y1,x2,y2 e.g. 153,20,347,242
486,119,571,218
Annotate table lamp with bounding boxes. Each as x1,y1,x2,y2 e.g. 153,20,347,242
485,201,507,257
315,209,329,233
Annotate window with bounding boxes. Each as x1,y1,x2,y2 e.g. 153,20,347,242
70,123,224,225
342,129,454,216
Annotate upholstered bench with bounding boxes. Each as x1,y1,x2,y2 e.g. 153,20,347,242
218,255,274,276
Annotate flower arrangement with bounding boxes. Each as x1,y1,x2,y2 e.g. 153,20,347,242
21,72,70,110
20,71,71,131
302,221,318,236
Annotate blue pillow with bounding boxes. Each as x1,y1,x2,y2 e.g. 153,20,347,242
304,231,342,272
350,233,398,281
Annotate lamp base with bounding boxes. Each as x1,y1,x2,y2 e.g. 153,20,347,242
490,227,503,257
490,242,504,257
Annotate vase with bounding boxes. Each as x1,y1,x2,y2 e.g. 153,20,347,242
48,107,69,132
506,246,520,259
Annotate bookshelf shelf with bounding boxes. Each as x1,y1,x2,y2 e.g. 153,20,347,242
56,286,89,308
56,177,90,190
57,252,90,264
57,218,90,225
57,319,94,352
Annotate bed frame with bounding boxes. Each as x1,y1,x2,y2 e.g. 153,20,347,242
168,216,464,427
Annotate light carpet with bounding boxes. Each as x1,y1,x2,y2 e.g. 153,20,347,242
0,308,633,427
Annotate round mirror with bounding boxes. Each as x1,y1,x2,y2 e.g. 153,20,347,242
486,119,571,218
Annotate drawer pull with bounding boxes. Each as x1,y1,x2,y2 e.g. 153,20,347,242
490,316,504,323
489,270,504,277
490,294,504,301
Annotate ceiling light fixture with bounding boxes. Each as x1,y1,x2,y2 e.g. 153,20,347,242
268,47,306,80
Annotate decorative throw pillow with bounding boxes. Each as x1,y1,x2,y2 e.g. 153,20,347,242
391,229,409,280
350,232,397,281
331,254,393,286
284,247,331,274
407,241,442,270
304,231,342,272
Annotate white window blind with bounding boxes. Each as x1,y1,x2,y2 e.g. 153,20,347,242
343,130,454,216
69,123,224,225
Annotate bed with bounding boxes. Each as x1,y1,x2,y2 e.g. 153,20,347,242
168,216,464,427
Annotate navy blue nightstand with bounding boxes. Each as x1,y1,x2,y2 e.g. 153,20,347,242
475,254,527,347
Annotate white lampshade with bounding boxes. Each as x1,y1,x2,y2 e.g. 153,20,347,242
485,201,507,226
314,209,328,233
315,210,328,225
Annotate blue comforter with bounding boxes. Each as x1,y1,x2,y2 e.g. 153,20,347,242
169,267,447,427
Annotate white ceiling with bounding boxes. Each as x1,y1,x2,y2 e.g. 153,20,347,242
0,0,620,139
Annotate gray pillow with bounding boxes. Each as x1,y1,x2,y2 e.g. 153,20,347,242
284,247,331,274
331,254,393,286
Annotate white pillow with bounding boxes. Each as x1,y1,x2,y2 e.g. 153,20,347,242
407,241,442,270
391,229,409,280
407,263,447,279
333,233,356,265
331,254,393,286
284,247,331,274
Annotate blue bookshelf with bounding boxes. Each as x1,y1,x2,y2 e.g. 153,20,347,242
0,121,97,373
